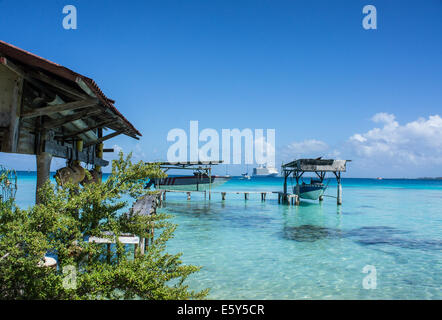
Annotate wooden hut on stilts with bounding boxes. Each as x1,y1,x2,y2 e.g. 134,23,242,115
0,40,141,203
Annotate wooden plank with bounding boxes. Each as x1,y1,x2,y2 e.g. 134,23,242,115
62,119,113,139
28,70,90,101
84,130,125,147
44,140,108,166
21,98,99,119
0,56,25,78
89,235,140,244
42,109,101,129
0,57,80,102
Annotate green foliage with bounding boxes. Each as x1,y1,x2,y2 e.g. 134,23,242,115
0,153,209,300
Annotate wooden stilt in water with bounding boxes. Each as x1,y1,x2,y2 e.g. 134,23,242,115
319,195,324,202
295,184,300,206
187,192,191,200
221,192,226,200
337,183,342,205
36,152,52,204
261,192,266,201
244,193,249,200
335,171,342,205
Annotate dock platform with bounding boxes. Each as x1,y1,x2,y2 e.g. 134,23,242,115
158,189,301,205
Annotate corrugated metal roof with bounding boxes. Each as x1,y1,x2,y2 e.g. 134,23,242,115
0,40,141,137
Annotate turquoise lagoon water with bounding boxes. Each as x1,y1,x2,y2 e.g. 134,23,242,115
13,173,442,299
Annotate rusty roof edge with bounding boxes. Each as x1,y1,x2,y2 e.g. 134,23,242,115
79,77,142,137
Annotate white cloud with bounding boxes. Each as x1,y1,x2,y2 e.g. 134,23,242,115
280,139,329,162
349,113,442,166
112,144,123,154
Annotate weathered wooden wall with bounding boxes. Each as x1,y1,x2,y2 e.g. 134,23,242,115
0,64,23,153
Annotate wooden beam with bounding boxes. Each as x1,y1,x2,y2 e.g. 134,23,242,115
42,109,101,129
84,130,125,147
29,70,91,101
0,56,25,78
0,57,80,102
21,98,99,119
44,140,109,166
62,119,114,139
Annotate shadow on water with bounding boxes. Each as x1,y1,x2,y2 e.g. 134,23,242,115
165,199,442,252
281,224,442,252
347,227,442,251
163,200,276,230
282,225,343,242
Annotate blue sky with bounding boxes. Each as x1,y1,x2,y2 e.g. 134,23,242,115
0,0,441,177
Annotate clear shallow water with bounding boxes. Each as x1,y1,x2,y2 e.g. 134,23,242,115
13,173,442,299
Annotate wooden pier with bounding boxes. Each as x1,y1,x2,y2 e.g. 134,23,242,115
159,189,279,204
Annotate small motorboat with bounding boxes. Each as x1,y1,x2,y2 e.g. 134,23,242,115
240,173,251,180
146,172,231,191
295,178,327,200
240,165,251,180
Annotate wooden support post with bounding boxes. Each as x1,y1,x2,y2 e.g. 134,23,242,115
221,192,226,200
283,173,288,195
162,191,166,201
261,193,266,201
106,244,111,263
95,125,104,172
208,167,212,200
244,193,249,200
138,237,145,256
2,75,23,153
335,171,342,205
36,152,52,204
187,192,191,200
295,184,300,206
337,183,342,205
74,140,83,165
319,195,324,202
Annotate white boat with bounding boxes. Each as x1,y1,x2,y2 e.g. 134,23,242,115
147,173,231,191
253,165,278,177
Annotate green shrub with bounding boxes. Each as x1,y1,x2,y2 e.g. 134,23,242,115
0,153,208,300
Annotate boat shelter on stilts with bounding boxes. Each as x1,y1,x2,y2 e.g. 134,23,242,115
280,158,351,205
146,161,224,202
